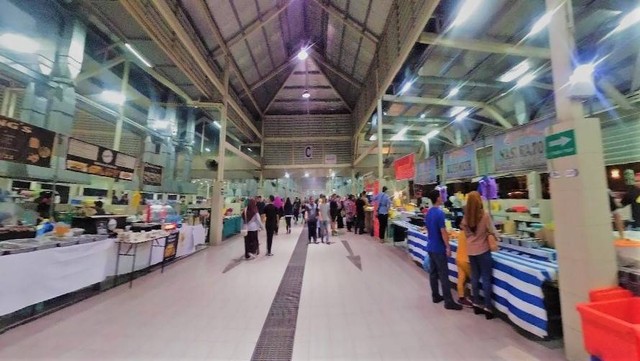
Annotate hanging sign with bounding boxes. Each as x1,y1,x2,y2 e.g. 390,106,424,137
0,115,55,168
394,153,415,181
415,156,438,185
493,119,550,172
546,129,577,160
66,138,136,180
444,144,476,180
324,154,337,164
143,163,163,186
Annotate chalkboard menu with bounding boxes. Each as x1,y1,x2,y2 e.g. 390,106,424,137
163,231,179,261
65,138,136,180
0,115,55,167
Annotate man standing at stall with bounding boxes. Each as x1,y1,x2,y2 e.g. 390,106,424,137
374,186,391,242
425,189,462,311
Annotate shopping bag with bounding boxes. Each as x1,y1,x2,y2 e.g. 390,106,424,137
422,253,431,273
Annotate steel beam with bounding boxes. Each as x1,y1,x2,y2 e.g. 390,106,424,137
598,79,634,110
418,32,551,59
310,0,378,44
196,0,263,116
418,75,553,91
224,142,261,168
75,56,125,83
309,50,362,88
265,135,352,143
264,163,352,170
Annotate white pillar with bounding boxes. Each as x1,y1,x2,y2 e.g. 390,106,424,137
545,1,617,360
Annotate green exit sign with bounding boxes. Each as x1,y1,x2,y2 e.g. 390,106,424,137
545,129,577,160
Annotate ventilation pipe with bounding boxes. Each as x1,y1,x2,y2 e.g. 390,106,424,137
182,108,195,182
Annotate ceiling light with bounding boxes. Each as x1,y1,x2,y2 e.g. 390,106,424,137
571,63,595,82
369,134,377,141
528,12,554,37
247,148,253,152
516,73,536,88
101,90,126,105
331,171,335,178
614,8,640,33
152,120,170,129
455,110,470,122
302,90,310,98
449,106,466,117
420,113,426,119
498,60,530,83
304,172,309,177
391,127,409,141
399,80,413,95
124,43,152,67
285,172,290,178
452,0,483,27
205,147,211,152
383,111,388,115
448,87,460,97
213,120,221,129
0,33,39,53
297,48,309,60
569,63,596,98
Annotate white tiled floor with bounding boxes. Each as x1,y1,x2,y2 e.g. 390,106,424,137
0,222,567,360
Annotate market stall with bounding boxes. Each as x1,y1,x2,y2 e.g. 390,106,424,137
399,221,561,340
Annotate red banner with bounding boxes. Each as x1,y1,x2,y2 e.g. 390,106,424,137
394,153,415,181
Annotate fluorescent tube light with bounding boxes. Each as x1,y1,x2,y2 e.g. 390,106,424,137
498,60,530,83
125,43,152,67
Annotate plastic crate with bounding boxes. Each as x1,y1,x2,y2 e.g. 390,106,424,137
577,298,640,361
589,287,634,303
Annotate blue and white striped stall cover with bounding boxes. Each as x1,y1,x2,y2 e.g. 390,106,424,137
406,228,558,339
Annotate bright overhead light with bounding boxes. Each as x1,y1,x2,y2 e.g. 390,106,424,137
304,172,309,177
449,106,466,117
455,110,470,122
399,80,413,95
571,63,595,82
383,111,388,116
302,90,310,98
297,48,309,60
391,127,409,141
448,87,460,97
369,134,377,141
101,90,126,105
247,148,253,152
528,12,554,37
331,171,335,178
213,120,221,129
452,0,483,27
569,63,596,98
285,172,290,178
124,43,152,67
420,113,426,119
0,33,39,53
499,60,530,83
152,119,170,129
205,147,211,152
614,8,640,33
516,73,536,88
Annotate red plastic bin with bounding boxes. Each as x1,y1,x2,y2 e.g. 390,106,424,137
577,298,640,361
589,287,634,303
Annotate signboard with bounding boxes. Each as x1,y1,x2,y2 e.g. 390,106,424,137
394,153,415,181
444,144,476,180
415,157,438,185
546,129,577,160
493,119,550,172
163,230,179,261
66,138,136,180
304,146,313,159
143,163,163,186
324,154,337,164
0,115,55,168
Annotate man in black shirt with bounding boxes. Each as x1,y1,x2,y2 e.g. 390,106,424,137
257,196,266,223
621,173,640,229
355,191,367,235
263,195,278,256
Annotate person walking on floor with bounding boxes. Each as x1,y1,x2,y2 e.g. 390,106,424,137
424,189,462,311
355,191,367,235
284,197,294,234
460,191,497,319
374,186,391,242
330,194,339,236
293,197,301,225
273,196,284,235
305,196,319,244
242,199,263,260
344,195,356,232
318,195,331,244
337,196,345,229
263,195,278,256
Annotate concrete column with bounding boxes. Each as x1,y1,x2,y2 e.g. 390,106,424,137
545,1,617,360
113,61,130,151
209,59,230,245
182,108,195,182
376,98,383,181
20,82,48,127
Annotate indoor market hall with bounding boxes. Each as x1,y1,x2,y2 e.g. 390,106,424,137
0,224,566,360
1,0,640,360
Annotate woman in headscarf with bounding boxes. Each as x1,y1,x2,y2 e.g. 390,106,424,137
242,199,263,259
284,197,294,234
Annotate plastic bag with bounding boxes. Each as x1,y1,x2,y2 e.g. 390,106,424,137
422,253,431,273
